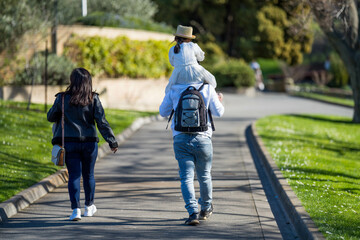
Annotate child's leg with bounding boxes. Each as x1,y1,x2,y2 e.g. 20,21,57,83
203,73,217,89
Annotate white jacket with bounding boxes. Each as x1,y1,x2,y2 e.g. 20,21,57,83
165,42,217,93
159,83,224,137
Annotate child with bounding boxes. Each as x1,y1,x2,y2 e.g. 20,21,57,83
165,25,217,93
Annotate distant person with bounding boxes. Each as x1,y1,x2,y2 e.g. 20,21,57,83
159,81,225,225
324,56,331,71
165,25,217,93
250,59,265,91
47,68,118,221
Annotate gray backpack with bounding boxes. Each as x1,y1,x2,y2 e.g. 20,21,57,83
167,83,215,132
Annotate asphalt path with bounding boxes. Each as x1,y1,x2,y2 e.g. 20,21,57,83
0,93,353,240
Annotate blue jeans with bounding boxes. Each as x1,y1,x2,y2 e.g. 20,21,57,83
64,142,98,209
173,134,213,215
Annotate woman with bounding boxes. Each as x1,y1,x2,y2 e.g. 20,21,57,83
47,68,118,221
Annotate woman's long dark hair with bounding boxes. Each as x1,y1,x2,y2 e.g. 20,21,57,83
66,68,94,106
174,36,189,54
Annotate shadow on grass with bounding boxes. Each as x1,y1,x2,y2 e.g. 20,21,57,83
286,114,354,124
259,133,360,155
283,166,360,181
0,100,46,113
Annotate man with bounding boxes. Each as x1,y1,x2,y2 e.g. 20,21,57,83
159,83,224,225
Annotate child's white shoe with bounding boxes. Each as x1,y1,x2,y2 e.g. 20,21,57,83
84,204,97,217
69,208,81,221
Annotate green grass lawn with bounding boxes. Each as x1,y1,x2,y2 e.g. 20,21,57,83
256,114,360,240
292,92,354,107
257,58,282,79
0,99,156,203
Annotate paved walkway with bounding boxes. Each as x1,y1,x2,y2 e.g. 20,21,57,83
0,93,352,239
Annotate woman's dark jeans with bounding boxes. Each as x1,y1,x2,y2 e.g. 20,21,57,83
64,142,98,209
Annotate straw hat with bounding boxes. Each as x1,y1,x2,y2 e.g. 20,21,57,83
173,25,196,39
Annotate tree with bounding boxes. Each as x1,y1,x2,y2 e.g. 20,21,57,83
0,0,58,85
153,0,313,65
0,0,42,53
305,0,360,122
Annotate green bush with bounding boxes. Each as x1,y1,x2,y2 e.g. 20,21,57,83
87,0,157,21
257,58,282,79
78,12,174,33
328,52,349,88
57,0,158,25
198,41,226,69
0,56,26,86
13,54,75,85
64,35,173,79
212,59,255,88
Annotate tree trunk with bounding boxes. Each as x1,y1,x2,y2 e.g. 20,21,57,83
225,1,233,56
351,66,360,122
306,0,360,123
342,52,360,123
321,28,360,123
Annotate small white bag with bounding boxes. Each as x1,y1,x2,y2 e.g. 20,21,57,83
51,145,65,166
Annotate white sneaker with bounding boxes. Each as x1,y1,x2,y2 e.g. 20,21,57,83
69,208,81,221
84,204,97,217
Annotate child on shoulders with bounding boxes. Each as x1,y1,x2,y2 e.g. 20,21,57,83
165,25,217,93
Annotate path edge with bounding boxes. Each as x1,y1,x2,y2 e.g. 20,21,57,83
248,123,325,240
0,114,164,223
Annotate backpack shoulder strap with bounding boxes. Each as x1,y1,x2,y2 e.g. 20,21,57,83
166,109,174,129
197,82,207,91
197,83,215,131
208,108,215,131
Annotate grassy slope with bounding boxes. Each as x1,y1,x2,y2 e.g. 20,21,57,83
257,58,282,79
256,114,360,240
292,92,354,107
0,100,155,202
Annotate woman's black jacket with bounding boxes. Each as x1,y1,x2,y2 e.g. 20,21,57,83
47,92,118,149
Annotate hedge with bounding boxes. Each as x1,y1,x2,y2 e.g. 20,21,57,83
64,35,173,78
328,52,349,88
212,59,255,88
78,11,174,34
14,53,75,85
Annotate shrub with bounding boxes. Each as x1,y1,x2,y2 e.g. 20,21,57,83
257,58,282,79
57,0,159,25
13,54,75,85
87,0,157,21
328,52,349,88
64,35,173,79
198,41,226,69
0,56,26,86
212,59,255,88
78,12,174,33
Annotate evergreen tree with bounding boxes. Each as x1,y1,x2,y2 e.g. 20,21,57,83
153,0,313,65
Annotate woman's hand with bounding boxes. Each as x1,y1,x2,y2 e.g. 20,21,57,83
111,148,118,153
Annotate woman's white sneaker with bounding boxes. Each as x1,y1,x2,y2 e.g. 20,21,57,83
69,208,81,221
84,204,97,217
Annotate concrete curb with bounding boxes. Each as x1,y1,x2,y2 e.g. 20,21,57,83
0,168,69,223
0,114,164,223
248,123,325,240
